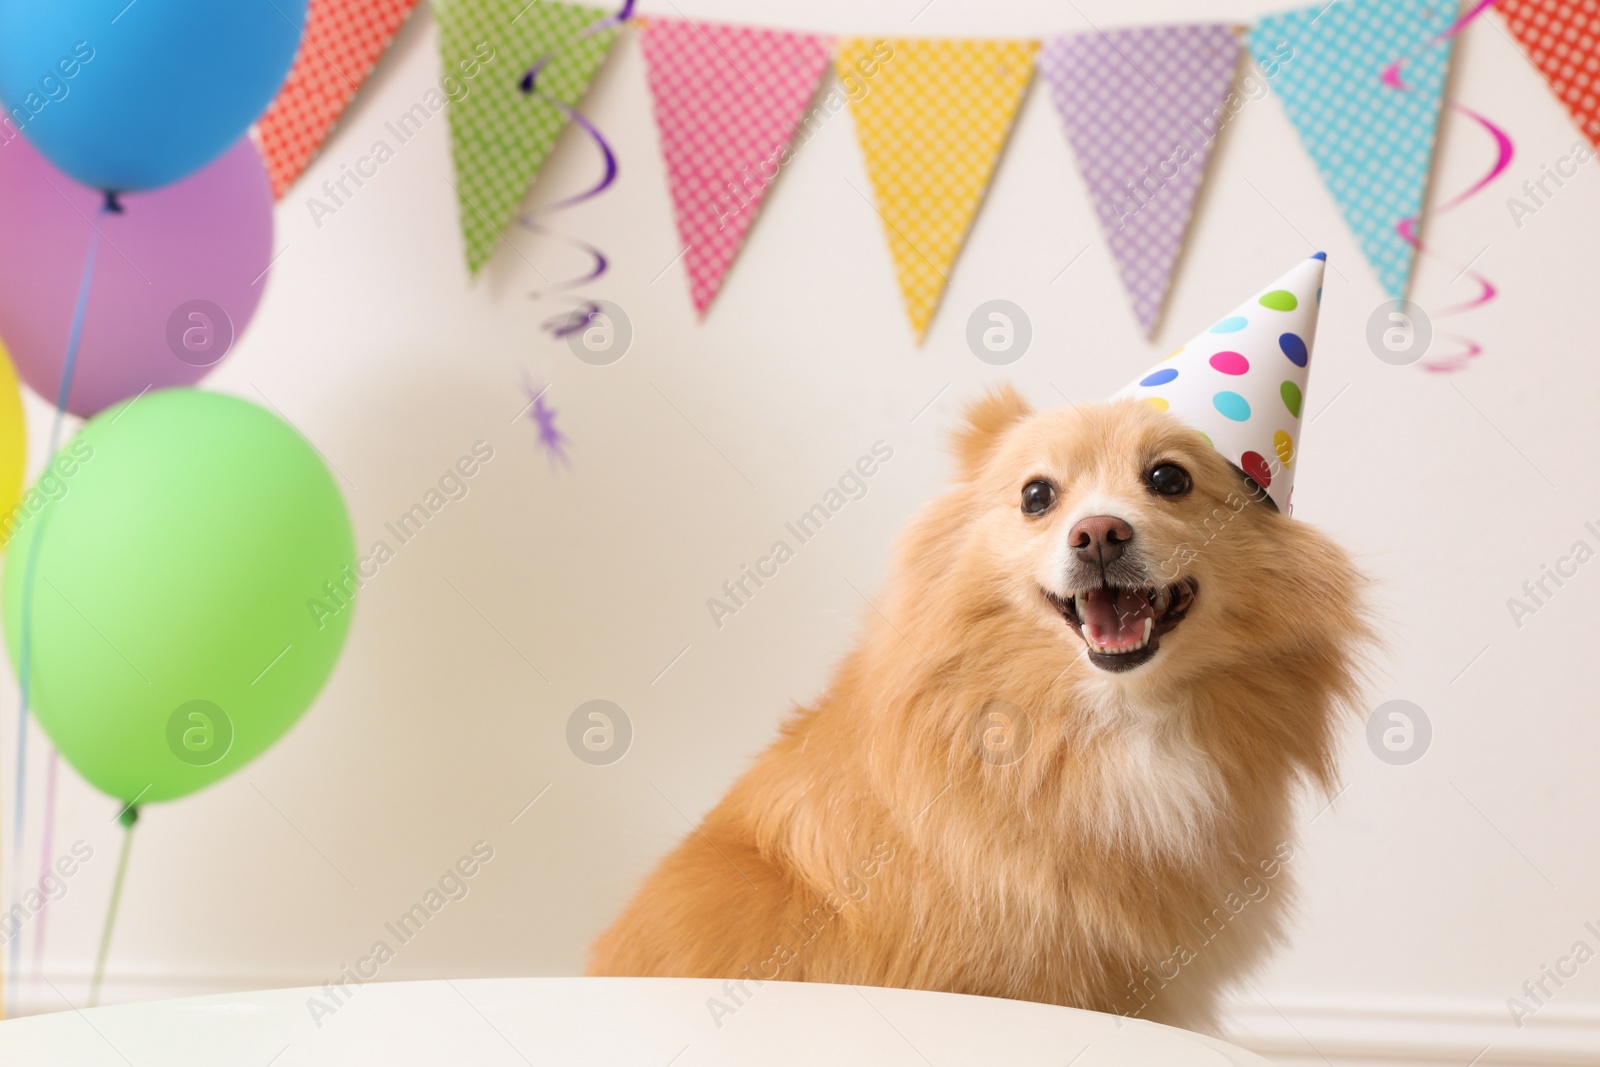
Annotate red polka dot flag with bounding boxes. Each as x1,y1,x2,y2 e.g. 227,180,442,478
257,0,423,199
1498,0,1600,148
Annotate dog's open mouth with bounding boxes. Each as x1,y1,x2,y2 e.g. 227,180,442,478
1042,580,1196,672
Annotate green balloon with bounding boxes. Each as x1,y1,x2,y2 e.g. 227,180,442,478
3,390,355,804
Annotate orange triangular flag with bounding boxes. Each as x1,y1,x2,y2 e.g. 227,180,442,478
1498,0,1600,148
257,0,424,199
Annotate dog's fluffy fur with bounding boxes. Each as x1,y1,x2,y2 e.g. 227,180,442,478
588,390,1370,1031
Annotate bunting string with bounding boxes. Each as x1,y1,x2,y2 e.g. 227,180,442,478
248,0,1600,360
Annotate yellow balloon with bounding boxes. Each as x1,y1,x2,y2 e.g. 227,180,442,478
0,342,25,548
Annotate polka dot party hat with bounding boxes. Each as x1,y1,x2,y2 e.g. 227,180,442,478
1115,252,1325,512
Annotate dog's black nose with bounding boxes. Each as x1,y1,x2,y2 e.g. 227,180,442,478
1069,514,1133,567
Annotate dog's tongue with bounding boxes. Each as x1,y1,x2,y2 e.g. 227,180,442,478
1082,588,1153,650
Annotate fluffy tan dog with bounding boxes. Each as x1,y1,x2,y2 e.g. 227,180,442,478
588,389,1370,1031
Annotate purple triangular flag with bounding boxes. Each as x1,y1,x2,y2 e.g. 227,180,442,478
1040,26,1241,336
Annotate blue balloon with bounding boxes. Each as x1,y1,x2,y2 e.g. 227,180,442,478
0,1,306,191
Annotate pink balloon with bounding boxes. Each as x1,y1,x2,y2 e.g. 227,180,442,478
0,134,273,417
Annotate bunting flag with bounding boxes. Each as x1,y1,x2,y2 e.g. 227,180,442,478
437,0,619,274
257,0,424,199
1250,0,1455,299
1039,25,1240,336
235,2,1528,348
1498,0,1600,148
640,20,832,316
837,37,1037,340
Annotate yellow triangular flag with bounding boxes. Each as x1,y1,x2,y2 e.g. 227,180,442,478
837,37,1036,341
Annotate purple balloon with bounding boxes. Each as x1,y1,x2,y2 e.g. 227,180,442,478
0,134,273,417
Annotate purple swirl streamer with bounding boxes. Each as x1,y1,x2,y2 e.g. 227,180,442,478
514,2,630,325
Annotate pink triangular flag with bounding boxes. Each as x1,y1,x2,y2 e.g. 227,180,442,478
640,19,832,315
1040,25,1240,336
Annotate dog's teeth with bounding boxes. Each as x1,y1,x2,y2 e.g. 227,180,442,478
1153,586,1170,616
1073,592,1087,619
1084,619,1156,657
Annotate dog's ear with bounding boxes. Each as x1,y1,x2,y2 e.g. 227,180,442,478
953,385,1030,480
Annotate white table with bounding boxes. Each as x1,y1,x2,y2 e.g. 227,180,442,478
0,977,1270,1065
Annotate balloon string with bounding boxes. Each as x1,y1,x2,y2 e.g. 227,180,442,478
7,195,111,1014
88,806,137,1009
1380,1,1508,374
515,2,628,328
29,751,58,996
50,195,115,450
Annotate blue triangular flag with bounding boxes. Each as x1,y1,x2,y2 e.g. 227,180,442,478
1249,0,1454,299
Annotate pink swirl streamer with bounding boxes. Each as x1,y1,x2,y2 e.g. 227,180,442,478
1381,0,1511,373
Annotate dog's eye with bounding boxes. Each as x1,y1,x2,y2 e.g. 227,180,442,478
1020,479,1056,515
1145,462,1193,497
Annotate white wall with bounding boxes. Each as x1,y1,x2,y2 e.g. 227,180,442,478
5,2,1599,1062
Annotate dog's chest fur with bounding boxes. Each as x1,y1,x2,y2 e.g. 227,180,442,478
834,690,1290,1028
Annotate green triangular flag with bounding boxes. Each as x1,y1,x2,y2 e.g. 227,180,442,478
437,0,618,274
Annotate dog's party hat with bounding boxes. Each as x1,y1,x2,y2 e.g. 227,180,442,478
1115,252,1325,512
